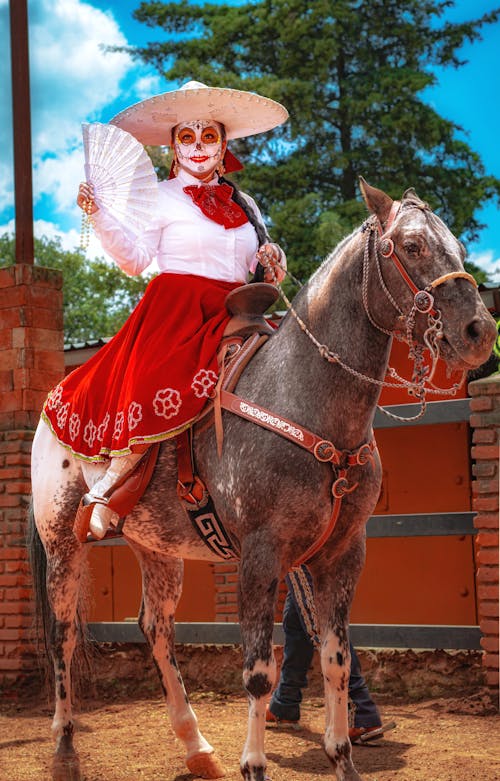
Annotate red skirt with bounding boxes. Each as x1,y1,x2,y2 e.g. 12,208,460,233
42,273,241,461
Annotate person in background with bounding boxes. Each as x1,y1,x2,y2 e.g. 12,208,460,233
267,589,395,744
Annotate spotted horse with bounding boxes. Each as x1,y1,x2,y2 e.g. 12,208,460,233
28,179,496,781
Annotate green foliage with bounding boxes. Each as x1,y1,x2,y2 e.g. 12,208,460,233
0,234,152,343
494,317,500,361
126,0,500,280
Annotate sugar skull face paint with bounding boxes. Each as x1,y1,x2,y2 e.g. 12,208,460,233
173,119,225,179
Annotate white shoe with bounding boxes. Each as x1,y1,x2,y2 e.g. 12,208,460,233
86,452,143,539
89,503,120,539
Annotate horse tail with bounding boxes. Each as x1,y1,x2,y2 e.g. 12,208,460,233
26,498,53,667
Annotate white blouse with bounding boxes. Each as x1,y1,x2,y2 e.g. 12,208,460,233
91,168,264,282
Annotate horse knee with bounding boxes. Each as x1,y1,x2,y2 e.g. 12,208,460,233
243,671,273,698
321,643,349,691
243,659,276,698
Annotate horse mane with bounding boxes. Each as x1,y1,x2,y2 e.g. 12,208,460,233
401,188,430,212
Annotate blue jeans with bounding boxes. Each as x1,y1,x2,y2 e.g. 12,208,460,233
269,591,381,728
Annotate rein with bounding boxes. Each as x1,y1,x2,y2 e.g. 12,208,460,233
262,202,478,422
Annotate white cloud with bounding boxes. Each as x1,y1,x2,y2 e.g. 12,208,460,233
34,146,87,214
2,0,148,220
29,0,133,155
3,1,163,279
134,74,162,99
469,249,500,284
0,160,13,213
0,218,14,235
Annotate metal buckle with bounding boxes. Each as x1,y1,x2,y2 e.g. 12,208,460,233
332,476,359,498
356,443,374,466
414,290,434,313
314,440,338,463
379,238,394,258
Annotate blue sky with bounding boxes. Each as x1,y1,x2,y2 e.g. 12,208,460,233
1,0,499,281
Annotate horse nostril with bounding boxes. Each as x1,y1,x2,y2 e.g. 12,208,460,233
465,318,482,342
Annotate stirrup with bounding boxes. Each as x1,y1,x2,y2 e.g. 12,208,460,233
73,493,112,543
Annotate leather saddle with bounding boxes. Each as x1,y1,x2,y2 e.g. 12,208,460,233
223,282,279,337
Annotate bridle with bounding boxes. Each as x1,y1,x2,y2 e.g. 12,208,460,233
265,199,478,422
364,199,476,328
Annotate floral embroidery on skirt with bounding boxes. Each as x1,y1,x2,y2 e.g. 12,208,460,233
42,273,241,461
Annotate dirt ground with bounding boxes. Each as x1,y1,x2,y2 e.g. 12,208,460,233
1,645,499,781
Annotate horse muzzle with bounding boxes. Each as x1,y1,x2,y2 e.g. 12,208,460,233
440,309,497,370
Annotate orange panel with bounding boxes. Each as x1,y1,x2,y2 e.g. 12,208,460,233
87,547,113,621
89,547,217,622
375,422,471,514
111,547,142,621
379,339,467,406
351,536,477,625
176,560,216,621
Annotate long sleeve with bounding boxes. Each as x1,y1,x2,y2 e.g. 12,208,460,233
91,206,162,276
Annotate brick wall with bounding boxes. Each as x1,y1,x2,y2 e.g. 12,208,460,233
469,374,500,692
214,562,239,621
0,264,64,685
214,562,287,623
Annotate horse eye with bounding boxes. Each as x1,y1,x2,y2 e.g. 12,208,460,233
404,241,420,256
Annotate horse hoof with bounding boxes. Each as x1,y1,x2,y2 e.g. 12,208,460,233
52,755,82,781
186,750,226,778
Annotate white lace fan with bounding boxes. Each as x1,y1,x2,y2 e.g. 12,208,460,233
82,122,159,234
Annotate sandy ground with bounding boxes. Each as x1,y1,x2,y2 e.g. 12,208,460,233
0,645,498,781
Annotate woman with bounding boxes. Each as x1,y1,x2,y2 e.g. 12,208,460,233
42,80,288,539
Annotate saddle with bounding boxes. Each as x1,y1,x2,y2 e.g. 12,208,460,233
74,283,278,543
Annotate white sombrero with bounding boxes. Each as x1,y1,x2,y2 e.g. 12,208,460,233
109,80,289,145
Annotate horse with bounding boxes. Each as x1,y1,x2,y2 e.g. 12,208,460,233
28,179,497,781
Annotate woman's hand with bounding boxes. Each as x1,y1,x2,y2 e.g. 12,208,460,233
256,242,287,284
77,182,98,214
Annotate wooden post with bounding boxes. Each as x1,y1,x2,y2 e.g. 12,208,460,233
9,0,34,264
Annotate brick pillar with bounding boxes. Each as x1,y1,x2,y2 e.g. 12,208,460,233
214,562,239,621
468,374,500,694
0,264,64,685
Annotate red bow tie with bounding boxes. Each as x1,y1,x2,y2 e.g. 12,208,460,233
183,182,249,230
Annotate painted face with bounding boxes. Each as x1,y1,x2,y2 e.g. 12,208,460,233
173,119,225,179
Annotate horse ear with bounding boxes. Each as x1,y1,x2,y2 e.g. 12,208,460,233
403,187,418,200
358,177,393,225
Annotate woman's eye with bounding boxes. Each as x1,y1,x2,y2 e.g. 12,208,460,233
201,129,219,144
178,131,196,145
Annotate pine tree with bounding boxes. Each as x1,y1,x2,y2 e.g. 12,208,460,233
124,0,500,280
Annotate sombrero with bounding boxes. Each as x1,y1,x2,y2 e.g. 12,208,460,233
109,80,289,145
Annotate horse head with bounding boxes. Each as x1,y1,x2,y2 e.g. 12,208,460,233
359,178,497,374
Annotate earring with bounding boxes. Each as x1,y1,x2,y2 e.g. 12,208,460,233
173,157,179,176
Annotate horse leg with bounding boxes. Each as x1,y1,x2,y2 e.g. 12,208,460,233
45,539,87,781
238,535,280,781
315,558,363,781
130,544,225,779
30,421,88,780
